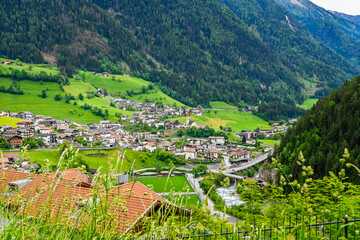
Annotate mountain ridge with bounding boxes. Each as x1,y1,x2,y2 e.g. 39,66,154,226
0,0,358,111
274,0,360,65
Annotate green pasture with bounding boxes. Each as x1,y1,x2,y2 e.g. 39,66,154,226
134,176,194,193
24,149,170,173
174,110,270,131
209,101,237,109
258,139,279,146
0,117,27,127
81,71,185,107
297,98,319,110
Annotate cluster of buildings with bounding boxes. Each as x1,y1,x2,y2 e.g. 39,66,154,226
0,110,264,165
182,136,254,164
104,97,204,119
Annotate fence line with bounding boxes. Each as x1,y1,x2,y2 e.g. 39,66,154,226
174,215,360,239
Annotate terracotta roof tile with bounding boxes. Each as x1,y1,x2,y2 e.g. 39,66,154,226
0,170,175,235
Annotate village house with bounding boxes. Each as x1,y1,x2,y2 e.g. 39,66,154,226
102,72,111,77
6,136,23,147
37,133,57,146
19,111,34,121
100,120,111,128
121,115,129,121
208,136,225,145
158,141,175,152
191,107,204,116
246,138,256,145
0,125,13,132
9,112,19,118
230,151,251,164
143,141,157,152
209,149,219,160
236,131,257,139
0,110,10,117
96,88,107,96
3,61,14,65
184,148,197,160
36,124,52,134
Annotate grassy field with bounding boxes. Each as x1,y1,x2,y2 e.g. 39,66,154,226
209,101,237,109
134,176,194,193
174,110,270,132
0,77,105,123
0,59,59,75
21,149,170,173
81,71,185,107
258,139,279,146
0,59,186,123
0,117,28,127
297,98,319,110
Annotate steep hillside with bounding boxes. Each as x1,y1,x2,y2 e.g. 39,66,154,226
277,75,360,184
332,11,360,25
217,0,357,91
275,0,360,66
0,0,358,110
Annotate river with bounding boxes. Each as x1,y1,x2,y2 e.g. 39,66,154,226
216,184,245,208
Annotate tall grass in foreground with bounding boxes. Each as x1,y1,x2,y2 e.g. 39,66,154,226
1,147,360,239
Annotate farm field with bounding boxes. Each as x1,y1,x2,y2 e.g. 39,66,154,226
174,110,270,132
297,98,319,110
134,176,194,193
258,139,279,146
0,117,27,128
0,77,103,123
15,149,170,173
209,101,237,109
81,71,185,107
0,59,59,75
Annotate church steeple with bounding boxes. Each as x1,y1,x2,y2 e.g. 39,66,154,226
186,108,190,126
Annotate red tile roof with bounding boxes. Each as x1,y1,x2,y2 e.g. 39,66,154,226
2,153,20,159
0,169,175,235
185,148,196,152
48,169,91,184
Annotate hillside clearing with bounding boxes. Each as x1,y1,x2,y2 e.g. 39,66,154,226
209,101,237,109
297,98,319,110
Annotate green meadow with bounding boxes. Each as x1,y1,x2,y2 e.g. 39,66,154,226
0,59,184,123
81,71,185,107
134,176,194,193
297,98,319,110
20,149,169,173
174,110,270,132
258,139,279,146
0,77,104,123
209,101,237,109
0,117,27,127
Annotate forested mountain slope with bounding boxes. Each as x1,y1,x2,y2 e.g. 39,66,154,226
217,0,357,91
332,11,360,25
277,75,360,184
275,0,360,66
0,0,358,109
